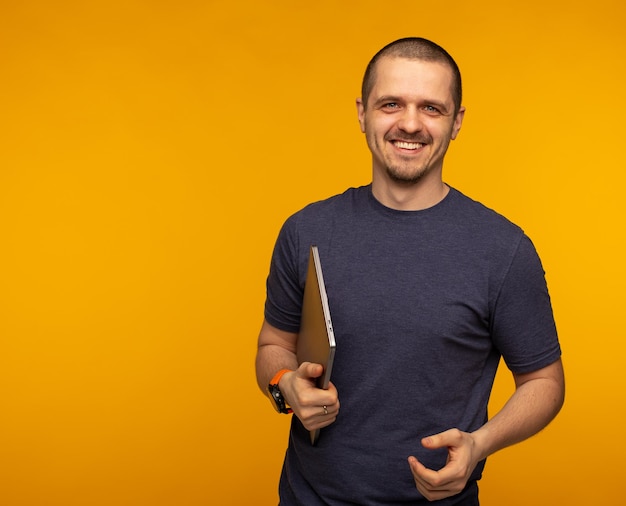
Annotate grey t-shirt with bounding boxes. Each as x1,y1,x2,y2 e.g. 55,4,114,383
265,185,561,505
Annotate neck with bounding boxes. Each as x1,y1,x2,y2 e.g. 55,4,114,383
371,177,449,211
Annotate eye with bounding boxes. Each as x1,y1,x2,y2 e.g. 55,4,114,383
423,105,441,114
382,102,400,110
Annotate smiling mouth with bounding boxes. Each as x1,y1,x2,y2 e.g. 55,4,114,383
393,140,424,150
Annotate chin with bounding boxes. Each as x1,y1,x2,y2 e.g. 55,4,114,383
386,167,427,184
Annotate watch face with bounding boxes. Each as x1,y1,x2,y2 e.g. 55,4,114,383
268,384,285,413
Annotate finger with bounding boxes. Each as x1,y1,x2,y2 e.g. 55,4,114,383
301,405,339,430
407,457,458,500
407,456,457,489
314,400,339,417
408,456,438,483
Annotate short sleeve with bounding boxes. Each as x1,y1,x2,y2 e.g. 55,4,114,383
264,215,304,333
491,235,561,374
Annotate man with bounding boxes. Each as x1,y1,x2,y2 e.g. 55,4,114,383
256,37,564,505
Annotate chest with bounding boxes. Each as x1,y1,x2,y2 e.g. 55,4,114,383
316,221,496,360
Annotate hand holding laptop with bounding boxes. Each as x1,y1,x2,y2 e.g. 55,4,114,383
277,362,340,434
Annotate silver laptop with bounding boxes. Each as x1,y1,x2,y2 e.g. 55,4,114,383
297,245,336,445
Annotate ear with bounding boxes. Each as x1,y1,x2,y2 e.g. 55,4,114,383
451,106,465,140
356,98,366,133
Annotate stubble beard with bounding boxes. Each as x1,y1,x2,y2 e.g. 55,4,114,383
385,161,429,184
379,131,435,185
382,149,435,185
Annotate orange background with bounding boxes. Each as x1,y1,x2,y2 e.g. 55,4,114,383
1,1,624,504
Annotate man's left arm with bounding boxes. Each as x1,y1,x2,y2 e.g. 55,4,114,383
408,358,565,501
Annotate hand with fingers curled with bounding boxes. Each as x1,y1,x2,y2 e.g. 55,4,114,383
279,362,340,432
407,428,482,502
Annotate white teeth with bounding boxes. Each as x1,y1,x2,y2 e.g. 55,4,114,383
394,141,422,150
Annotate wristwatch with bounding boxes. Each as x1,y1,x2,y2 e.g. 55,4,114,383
267,369,293,414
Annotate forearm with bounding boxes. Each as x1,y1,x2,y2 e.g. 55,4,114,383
255,320,299,394
472,359,565,461
255,343,298,393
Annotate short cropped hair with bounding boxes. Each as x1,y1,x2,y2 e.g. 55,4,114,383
361,37,462,113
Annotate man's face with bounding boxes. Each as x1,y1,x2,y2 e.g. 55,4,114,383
357,57,465,185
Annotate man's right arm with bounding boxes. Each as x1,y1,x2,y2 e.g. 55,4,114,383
256,319,340,430
255,319,299,392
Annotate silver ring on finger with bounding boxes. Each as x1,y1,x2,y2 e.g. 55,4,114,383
322,405,328,416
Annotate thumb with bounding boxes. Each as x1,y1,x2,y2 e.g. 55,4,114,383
421,429,459,450
298,361,324,379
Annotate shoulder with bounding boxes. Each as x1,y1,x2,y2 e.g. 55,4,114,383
284,185,370,228
300,185,368,214
446,187,524,238
440,188,534,271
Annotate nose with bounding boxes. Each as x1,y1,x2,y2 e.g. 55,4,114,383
397,106,423,133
